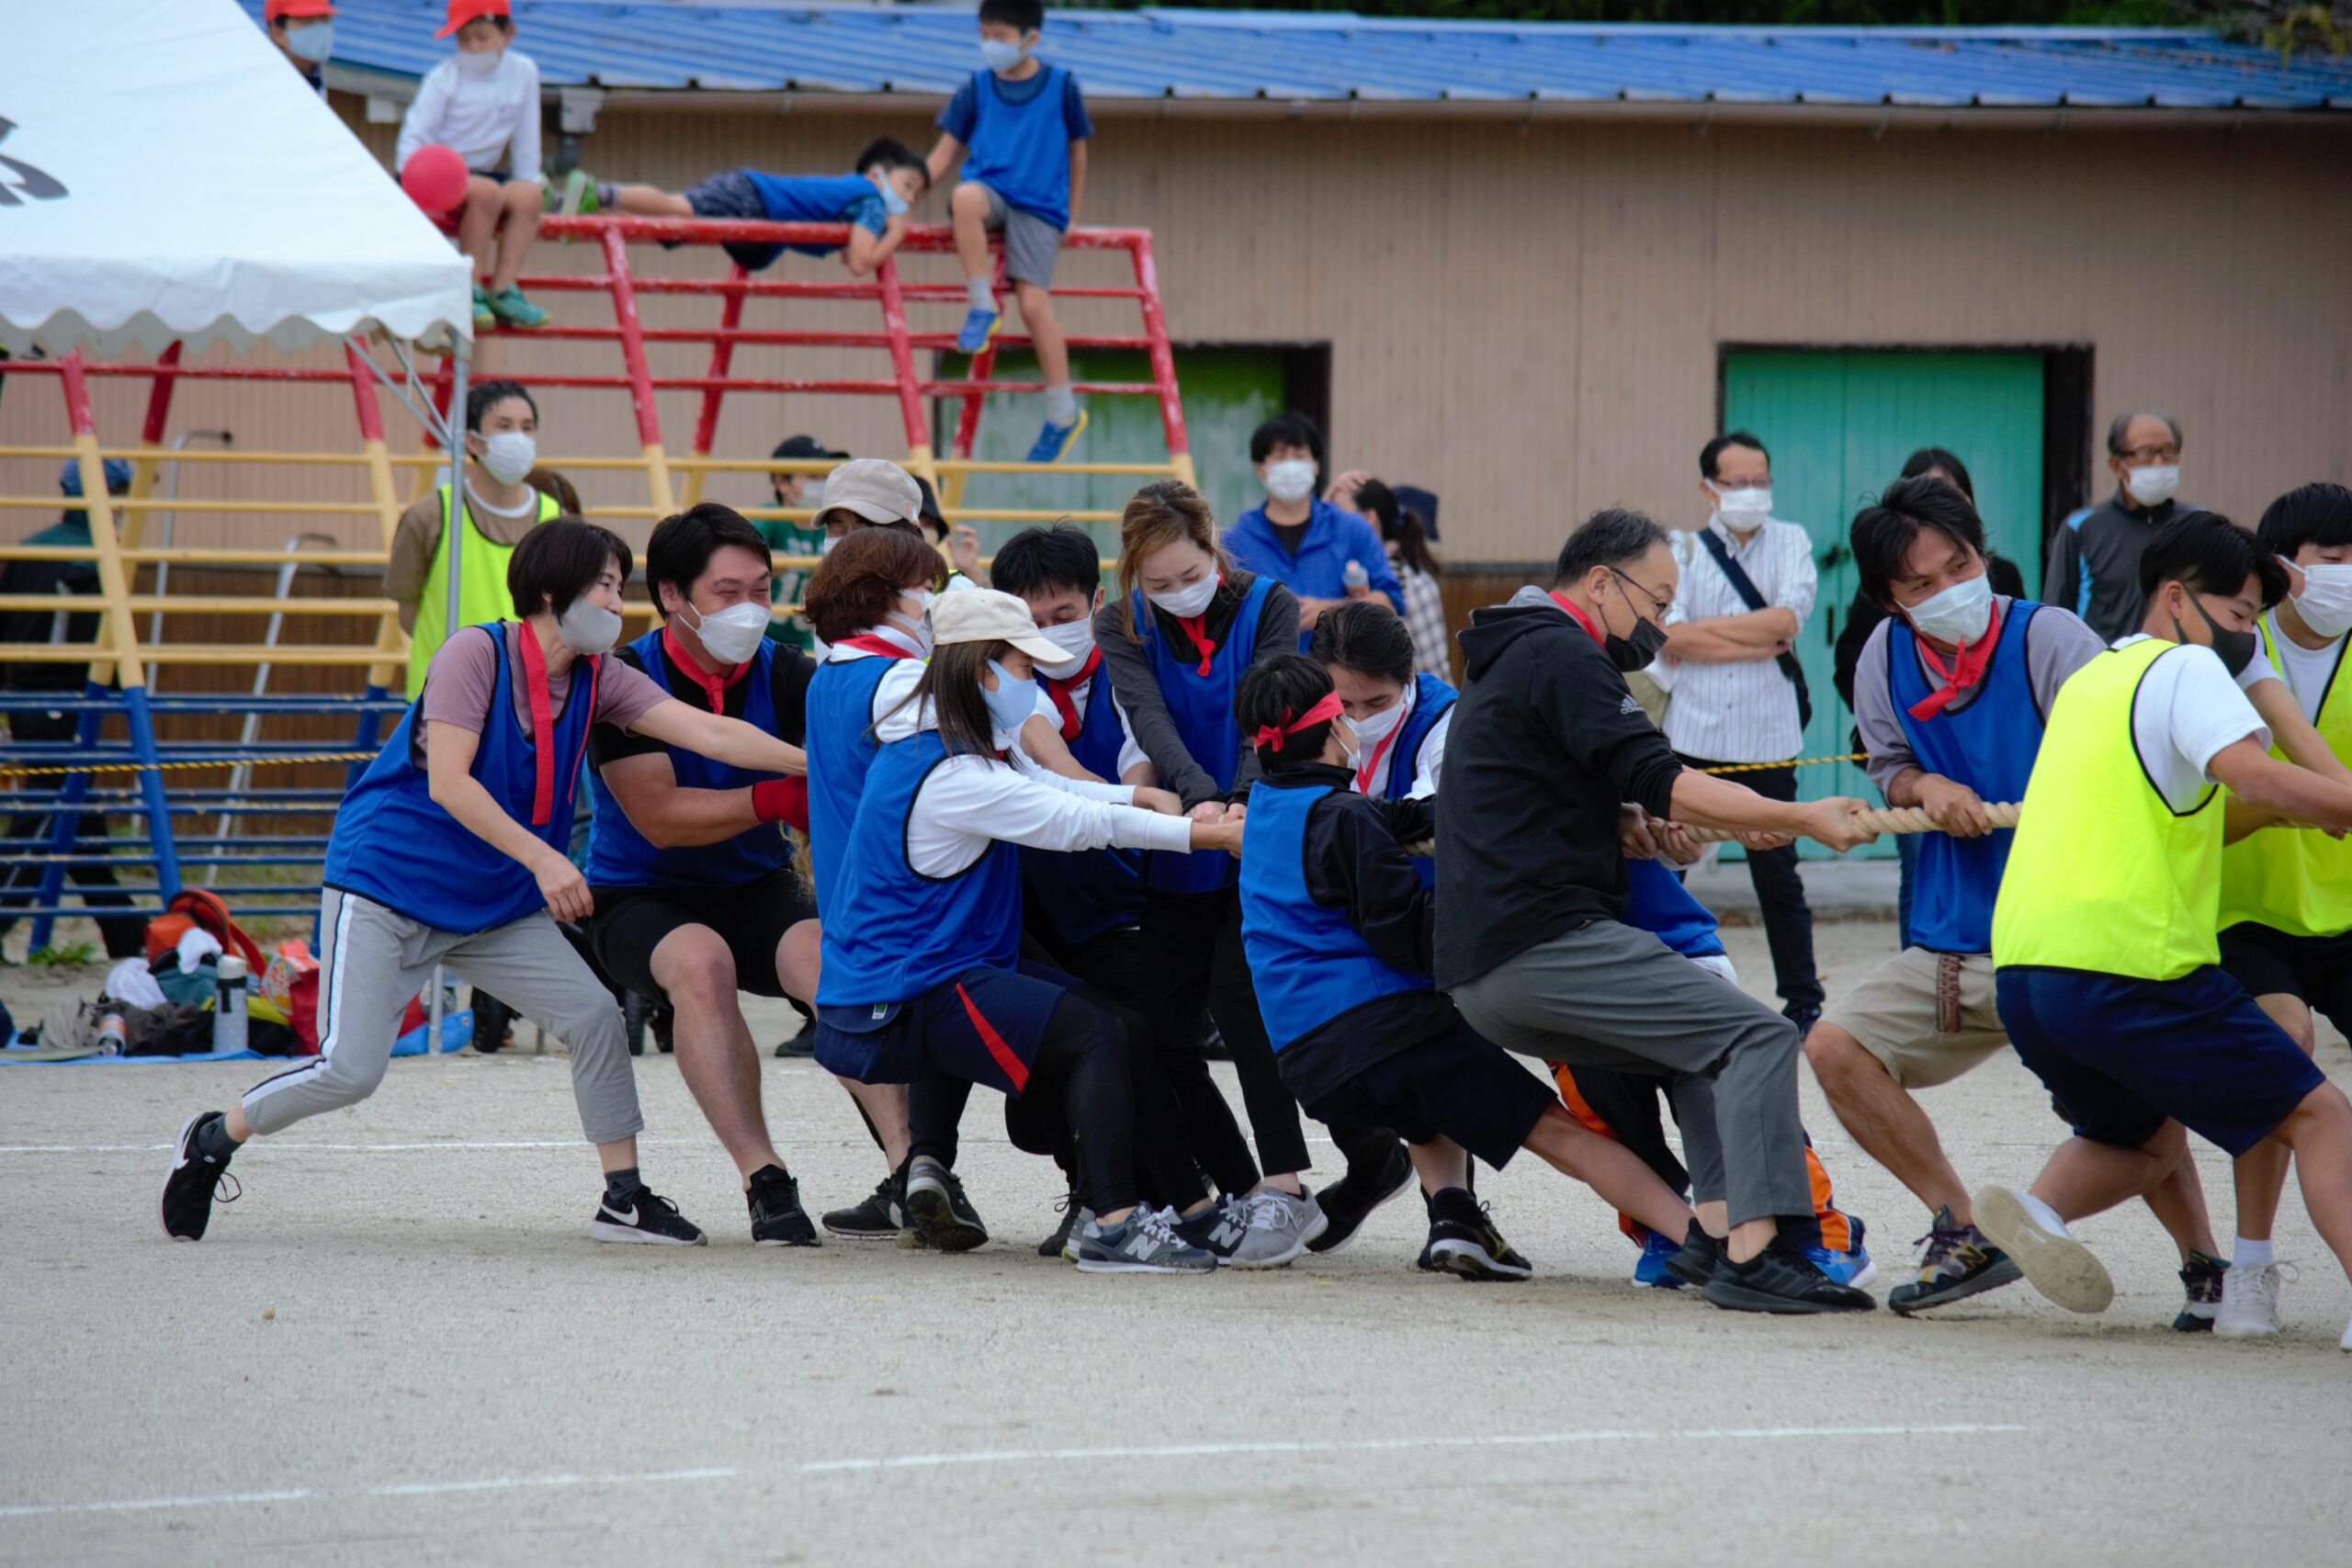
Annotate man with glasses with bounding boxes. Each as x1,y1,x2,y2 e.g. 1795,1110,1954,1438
2045,409,2189,641
1438,508,1882,1314
1652,431,1826,1035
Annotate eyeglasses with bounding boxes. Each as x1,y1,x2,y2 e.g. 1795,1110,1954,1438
1611,567,1673,617
2116,445,2181,465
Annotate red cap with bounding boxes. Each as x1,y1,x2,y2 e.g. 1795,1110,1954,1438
265,0,336,21
435,0,511,39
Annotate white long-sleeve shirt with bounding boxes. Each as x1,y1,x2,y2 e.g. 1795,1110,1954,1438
396,50,543,182
905,744,1194,877
1653,515,1819,763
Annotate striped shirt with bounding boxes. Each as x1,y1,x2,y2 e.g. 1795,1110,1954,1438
1651,516,1818,763
1396,566,1453,681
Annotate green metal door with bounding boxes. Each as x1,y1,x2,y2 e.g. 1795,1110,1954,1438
936,348,1287,562
1723,350,2043,854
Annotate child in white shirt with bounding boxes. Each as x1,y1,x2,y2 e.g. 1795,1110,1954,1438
396,3,548,331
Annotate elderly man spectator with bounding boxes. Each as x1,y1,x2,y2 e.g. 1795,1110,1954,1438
1651,430,1825,1034
2044,409,2189,641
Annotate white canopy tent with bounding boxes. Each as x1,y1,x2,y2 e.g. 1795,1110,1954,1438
0,0,471,356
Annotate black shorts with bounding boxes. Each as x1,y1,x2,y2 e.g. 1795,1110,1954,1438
585,865,816,999
1295,1015,1555,1172
678,170,788,272
2218,920,2352,1032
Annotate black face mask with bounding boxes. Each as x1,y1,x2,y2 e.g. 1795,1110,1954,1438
1604,572,1670,673
2174,593,2256,678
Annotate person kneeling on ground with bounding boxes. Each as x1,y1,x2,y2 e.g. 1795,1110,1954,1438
1435,507,1880,1314
1236,654,1695,1280
159,520,808,1246
812,590,1240,1273
582,503,829,1247
556,138,929,278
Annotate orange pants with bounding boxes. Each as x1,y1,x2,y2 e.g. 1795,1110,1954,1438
1552,1061,1854,1252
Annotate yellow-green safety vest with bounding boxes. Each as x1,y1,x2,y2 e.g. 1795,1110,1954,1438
2219,615,2352,941
1992,637,2225,982
406,483,560,697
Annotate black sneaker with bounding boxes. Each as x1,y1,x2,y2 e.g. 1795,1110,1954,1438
1306,1140,1414,1255
1419,1188,1532,1281
772,1014,817,1059
1887,1205,2023,1315
1702,1233,1877,1314
2172,1249,2227,1332
588,1182,706,1246
1170,1195,1251,1263
1662,1219,1721,1287
902,1155,988,1252
747,1165,819,1247
158,1111,239,1241
823,1169,906,1240
1038,1189,1086,1258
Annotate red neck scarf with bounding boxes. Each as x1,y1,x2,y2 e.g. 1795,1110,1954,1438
514,626,598,827
1168,577,1224,677
662,626,750,715
1547,590,1602,644
1042,648,1102,739
837,632,919,660
1906,601,2005,721
1253,691,1344,755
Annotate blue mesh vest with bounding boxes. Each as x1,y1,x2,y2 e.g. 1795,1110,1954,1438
583,628,791,891
815,732,1023,1007
1888,601,2046,953
805,649,915,915
1137,573,1270,896
326,625,598,934
1020,666,1142,945
1238,777,1429,1051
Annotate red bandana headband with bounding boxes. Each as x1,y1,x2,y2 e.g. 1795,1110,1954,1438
1253,691,1344,753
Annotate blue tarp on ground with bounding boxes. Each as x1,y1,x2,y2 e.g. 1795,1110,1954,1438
237,4,2352,113
0,1010,473,1063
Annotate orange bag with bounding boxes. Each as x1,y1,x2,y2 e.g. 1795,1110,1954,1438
143,889,266,975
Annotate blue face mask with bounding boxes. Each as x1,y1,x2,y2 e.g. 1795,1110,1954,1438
876,178,910,219
285,20,334,62
979,38,1025,73
983,660,1038,736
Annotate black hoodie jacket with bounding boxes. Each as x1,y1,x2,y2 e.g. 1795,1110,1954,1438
1432,593,1685,988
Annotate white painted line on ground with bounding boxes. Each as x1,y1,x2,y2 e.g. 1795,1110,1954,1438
797,1423,2036,1474
0,1426,2032,1519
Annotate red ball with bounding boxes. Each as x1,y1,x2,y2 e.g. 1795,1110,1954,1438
400,144,469,215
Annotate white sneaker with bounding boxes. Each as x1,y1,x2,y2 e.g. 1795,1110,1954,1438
2214,1261,2291,1338
1971,1185,2112,1314
1226,1186,1327,1269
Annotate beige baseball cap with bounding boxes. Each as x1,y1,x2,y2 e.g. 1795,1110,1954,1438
930,589,1064,664
819,457,922,527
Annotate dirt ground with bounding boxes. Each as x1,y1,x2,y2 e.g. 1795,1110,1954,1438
4,919,2349,1566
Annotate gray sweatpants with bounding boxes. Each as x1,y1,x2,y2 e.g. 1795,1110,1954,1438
1449,918,1812,1228
240,888,643,1145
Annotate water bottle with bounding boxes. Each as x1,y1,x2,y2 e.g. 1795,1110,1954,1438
1342,558,1370,592
96,1012,128,1056
213,955,250,1055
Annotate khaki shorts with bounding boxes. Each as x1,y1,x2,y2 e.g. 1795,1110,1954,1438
1819,947,2008,1089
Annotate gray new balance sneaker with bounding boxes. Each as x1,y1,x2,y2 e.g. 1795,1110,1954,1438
1227,1186,1328,1269
1075,1207,1216,1274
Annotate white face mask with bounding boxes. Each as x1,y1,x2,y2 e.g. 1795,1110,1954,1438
1032,615,1097,679
680,599,770,666
1148,573,1219,620
555,597,621,657
1710,483,1772,531
477,430,536,488
2290,563,2352,640
284,21,334,62
1349,698,1408,752
1263,460,1317,505
1903,572,1994,647
885,589,936,654
454,47,503,79
2125,464,2181,507
1335,715,1362,774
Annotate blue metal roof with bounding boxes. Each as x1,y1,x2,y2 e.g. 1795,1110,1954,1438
244,3,2352,112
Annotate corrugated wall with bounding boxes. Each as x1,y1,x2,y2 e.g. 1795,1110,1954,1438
6,103,2346,570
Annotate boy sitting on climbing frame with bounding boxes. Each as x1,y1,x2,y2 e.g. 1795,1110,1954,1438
547,138,929,277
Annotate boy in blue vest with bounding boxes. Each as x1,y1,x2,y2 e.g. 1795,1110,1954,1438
1235,653,1697,1280
1807,476,2227,1320
552,139,928,276
927,0,1095,463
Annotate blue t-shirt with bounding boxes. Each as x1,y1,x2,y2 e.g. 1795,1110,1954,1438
741,171,890,238
937,63,1091,229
